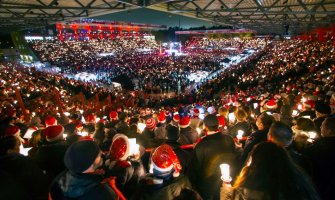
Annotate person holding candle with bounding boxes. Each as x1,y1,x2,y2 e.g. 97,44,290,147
304,117,335,200
241,112,275,163
228,109,252,139
189,114,237,200
137,144,191,200
268,122,312,176
105,134,145,199
220,142,320,200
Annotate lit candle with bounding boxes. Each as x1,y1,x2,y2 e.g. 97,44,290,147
253,103,258,109
137,123,146,133
220,163,231,182
129,138,139,155
78,131,87,137
309,131,317,139
228,113,235,122
292,110,298,116
237,130,244,140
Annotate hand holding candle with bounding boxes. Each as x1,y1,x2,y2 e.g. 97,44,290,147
237,130,244,141
220,163,232,183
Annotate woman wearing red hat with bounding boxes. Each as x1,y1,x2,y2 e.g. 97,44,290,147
105,134,145,199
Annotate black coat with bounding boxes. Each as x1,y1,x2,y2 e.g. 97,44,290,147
137,174,191,200
33,140,68,180
165,140,192,172
229,121,253,138
241,129,269,163
304,137,335,200
50,170,117,200
178,127,198,145
105,160,146,199
0,153,50,200
189,133,237,200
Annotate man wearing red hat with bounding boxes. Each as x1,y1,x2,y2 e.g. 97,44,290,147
142,118,157,148
155,113,168,140
33,124,69,180
190,108,202,130
299,100,316,119
137,144,191,199
178,116,198,145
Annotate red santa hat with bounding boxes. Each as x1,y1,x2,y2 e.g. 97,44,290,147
193,108,200,117
158,114,166,124
266,99,277,109
5,125,20,137
146,118,156,130
76,123,83,130
173,114,180,122
165,111,170,117
179,116,191,128
45,116,57,127
151,144,182,177
43,125,64,142
303,100,315,109
217,116,226,128
109,134,129,161
109,111,118,120
86,113,95,123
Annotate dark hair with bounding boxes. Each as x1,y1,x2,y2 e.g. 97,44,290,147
296,118,315,131
204,114,219,131
0,136,20,156
268,122,293,147
174,188,203,200
129,117,139,125
258,113,275,130
234,142,320,200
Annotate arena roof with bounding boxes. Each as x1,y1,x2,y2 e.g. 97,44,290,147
0,0,334,34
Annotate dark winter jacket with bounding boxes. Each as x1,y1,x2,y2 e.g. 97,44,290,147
0,153,50,200
189,132,237,200
304,137,335,200
178,127,198,145
165,140,192,172
105,160,146,199
229,121,253,138
50,170,117,200
137,174,191,200
241,129,269,163
33,140,68,180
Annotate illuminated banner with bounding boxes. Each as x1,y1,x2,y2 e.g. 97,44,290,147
175,29,256,35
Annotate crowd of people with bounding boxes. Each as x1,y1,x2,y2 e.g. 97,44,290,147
29,37,266,94
0,36,335,200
